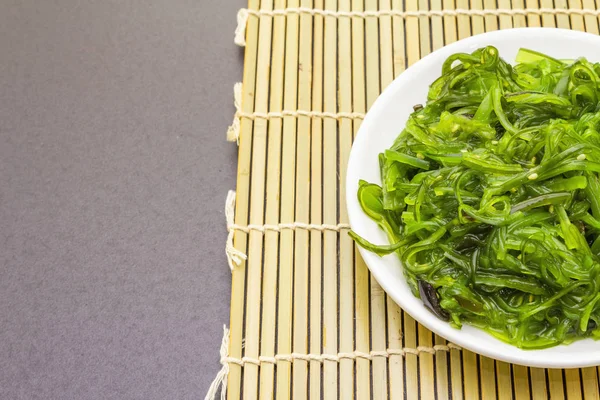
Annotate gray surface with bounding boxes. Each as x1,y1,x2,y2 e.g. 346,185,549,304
0,1,243,398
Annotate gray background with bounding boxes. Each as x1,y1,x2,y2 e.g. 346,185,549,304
0,1,242,398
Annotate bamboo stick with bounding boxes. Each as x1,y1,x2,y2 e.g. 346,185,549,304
350,1,370,398
449,348,464,400
353,217,371,387
470,0,485,35
389,5,408,393
418,0,431,59
548,369,566,400
403,317,419,400
392,0,407,75
433,334,450,400
443,0,458,45
386,271,405,400
525,0,542,26
228,1,261,398
456,0,471,39
581,367,599,400
565,369,583,400
462,351,480,400
379,0,394,90
403,2,420,399
511,0,527,27
582,0,599,33
257,0,286,398
484,0,499,31
275,0,300,397
480,356,497,400
431,0,444,51
418,328,436,400
354,258,371,400
322,0,338,398
241,0,274,398
309,2,324,398
379,1,404,399
336,1,355,399
513,365,531,400
540,0,556,27
555,0,572,29
291,0,314,398
405,0,419,66
495,361,513,400
365,1,388,398
498,0,514,29
530,368,548,400
568,0,585,31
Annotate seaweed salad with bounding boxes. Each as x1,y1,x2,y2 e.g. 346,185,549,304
351,46,600,349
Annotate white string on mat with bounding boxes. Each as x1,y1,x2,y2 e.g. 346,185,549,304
225,344,462,364
230,222,351,234
234,7,600,46
204,325,230,400
239,109,366,120
225,190,248,271
225,190,350,270
226,83,243,144
226,83,366,143
205,326,462,399
234,8,250,46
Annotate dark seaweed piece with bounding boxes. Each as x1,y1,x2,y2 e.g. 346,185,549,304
419,280,450,321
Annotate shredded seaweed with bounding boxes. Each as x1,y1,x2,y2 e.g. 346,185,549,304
352,46,600,349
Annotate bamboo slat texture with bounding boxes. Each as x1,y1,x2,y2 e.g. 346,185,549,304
222,1,600,399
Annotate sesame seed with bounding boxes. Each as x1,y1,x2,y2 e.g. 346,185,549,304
528,173,538,180
577,154,586,161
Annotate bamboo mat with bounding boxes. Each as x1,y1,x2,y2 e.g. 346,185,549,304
207,2,600,399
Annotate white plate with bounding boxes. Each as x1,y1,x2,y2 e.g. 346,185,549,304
347,28,600,368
